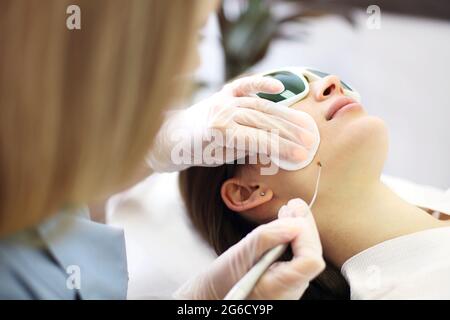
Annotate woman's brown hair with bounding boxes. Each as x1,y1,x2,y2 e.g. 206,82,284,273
0,0,205,236
179,164,350,299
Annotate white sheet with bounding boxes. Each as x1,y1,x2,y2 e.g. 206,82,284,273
381,175,450,215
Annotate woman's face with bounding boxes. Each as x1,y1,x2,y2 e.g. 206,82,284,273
222,74,389,223
290,73,389,179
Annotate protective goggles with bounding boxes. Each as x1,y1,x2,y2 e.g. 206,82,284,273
256,67,361,106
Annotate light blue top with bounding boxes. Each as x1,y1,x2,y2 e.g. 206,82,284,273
0,208,128,299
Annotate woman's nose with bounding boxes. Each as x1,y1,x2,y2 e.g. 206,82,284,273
314,75,344,102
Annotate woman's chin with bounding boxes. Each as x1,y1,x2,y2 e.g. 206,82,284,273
320,115,388,180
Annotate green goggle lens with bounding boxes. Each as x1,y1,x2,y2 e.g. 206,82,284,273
256,71,306,103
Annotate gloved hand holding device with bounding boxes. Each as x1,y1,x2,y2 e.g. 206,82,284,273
174,198,325,300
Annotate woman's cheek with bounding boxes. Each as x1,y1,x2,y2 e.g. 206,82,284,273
273,169,312,202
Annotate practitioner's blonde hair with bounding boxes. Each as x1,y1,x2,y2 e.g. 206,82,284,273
0,0,205,236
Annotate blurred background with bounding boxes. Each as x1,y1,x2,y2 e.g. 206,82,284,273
194,0,450,188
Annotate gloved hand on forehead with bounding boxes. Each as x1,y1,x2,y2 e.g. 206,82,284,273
147,75,320,172
173,198,325,300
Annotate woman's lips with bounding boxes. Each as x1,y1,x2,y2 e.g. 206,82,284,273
326,96,361,120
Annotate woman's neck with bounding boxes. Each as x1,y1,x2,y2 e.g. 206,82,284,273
312,179,448,268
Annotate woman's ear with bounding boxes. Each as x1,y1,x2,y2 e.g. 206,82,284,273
220,177,273,212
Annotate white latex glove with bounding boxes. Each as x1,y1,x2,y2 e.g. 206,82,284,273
147,75,319,172
174,198,325,300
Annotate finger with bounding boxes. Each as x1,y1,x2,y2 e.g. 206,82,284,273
248,202,323,299
226,217,303,273
232,108,316,149
225,76,284,97
232,97,318,132
231,96,278,113
284,199,323,258
266,254,325,290
273,219,324,282
277,199,325,277
251,262,310,299
226,125,310,162
272,254,325,286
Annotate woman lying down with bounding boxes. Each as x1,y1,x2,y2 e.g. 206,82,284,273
177,68,450,299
